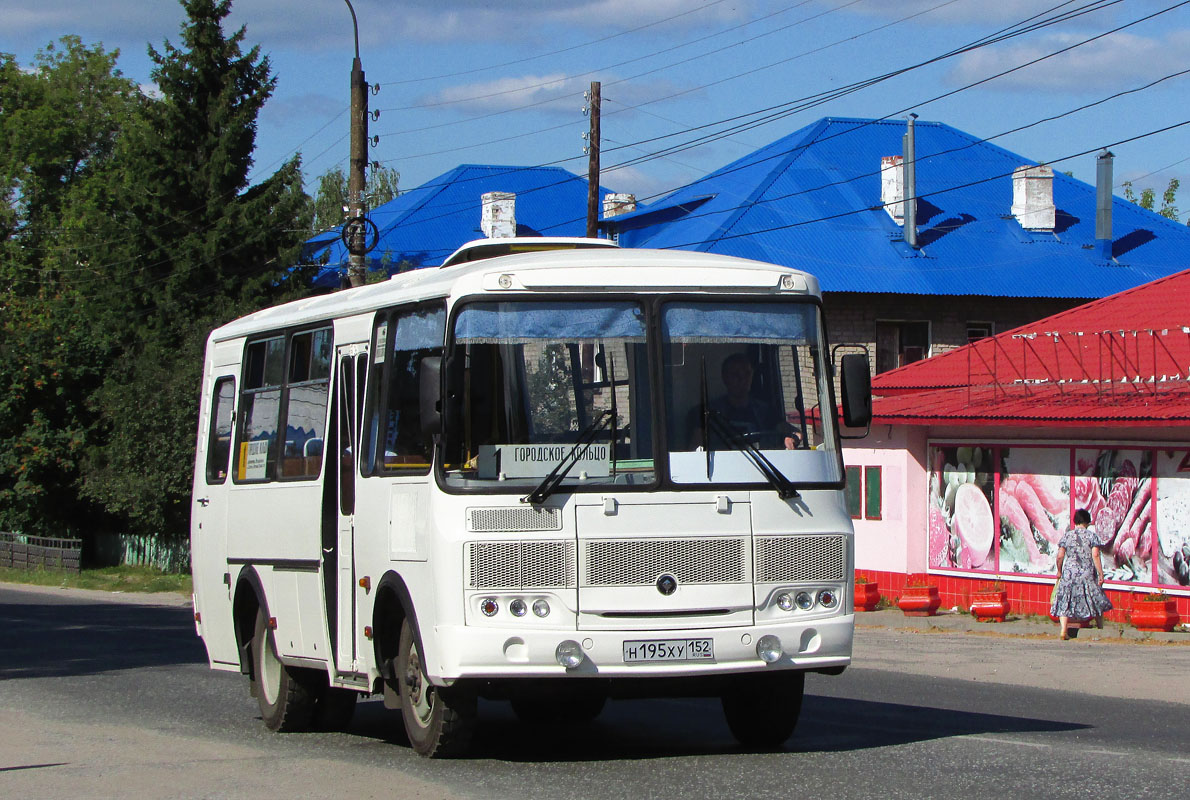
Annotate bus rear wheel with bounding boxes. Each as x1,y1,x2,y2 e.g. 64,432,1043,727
721,670,804,749
253,609,315,732
396,618,476,757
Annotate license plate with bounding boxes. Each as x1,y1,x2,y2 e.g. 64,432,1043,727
623,638,714,663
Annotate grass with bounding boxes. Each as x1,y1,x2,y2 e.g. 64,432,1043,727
0,564,192,595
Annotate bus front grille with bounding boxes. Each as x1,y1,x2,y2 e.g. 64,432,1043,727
467,506,562,532
753,535,846,583
581,537,748,586
466,540,576,589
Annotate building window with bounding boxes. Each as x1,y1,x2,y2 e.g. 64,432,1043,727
845,466,862,519
864,466,882,520
875,320,929,374
967,321,993,343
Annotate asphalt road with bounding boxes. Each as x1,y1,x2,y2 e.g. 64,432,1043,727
1,583,1187,800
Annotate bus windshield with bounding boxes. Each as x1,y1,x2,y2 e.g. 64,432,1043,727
440,297,842,493
442,300,655,492
661,300,842,487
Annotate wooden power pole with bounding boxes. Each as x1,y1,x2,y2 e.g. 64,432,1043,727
586,81,601,238
346,1,368,288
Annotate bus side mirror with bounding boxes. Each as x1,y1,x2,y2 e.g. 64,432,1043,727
839,353,872,428
420,356,442,438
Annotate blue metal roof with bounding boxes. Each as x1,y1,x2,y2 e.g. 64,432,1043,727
303,164,616,288
609,117,1190,299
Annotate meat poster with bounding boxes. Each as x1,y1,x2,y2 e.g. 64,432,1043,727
929,445,995,571
1073,449,1152,583
998,447,1070,575
1155,450,1190,587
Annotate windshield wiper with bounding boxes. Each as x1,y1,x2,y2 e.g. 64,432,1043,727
522,409,614,505
705,410,800,500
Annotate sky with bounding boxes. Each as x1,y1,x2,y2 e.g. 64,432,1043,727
3,0,1189,221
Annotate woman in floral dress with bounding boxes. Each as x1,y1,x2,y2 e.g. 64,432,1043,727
1051,508,1113,639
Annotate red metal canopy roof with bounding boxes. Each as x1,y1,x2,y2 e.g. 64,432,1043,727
870,267,1190,424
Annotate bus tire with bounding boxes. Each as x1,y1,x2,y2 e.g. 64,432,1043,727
397,618,475,758
252,608,315,732
721,670,804,749
313,687,358,731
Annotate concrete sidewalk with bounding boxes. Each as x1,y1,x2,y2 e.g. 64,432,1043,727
855,605,1190,644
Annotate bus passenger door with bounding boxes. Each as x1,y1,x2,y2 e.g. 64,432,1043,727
330,345,367,674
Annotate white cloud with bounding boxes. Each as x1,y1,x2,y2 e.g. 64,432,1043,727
418,72,691,117
948,30,1190,92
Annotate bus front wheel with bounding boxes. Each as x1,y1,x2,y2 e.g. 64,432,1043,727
721,670,804,749
396,618,476,757
252,609,315,732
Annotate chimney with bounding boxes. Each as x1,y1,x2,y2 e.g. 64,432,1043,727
1096,150,1113,260
881,156,905,224
1011,165,1055,231
481,191,516,238
602,192,636,219
902,114,918,248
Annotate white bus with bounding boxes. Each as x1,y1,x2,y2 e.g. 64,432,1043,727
190,239,871,757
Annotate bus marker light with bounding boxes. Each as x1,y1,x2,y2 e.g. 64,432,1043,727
756,635,783,663
480,598,499,617
268,616,278,629
555,640,584,669
358,576,371,592
364,625,373,639
817,589,838,609
532,599,550,618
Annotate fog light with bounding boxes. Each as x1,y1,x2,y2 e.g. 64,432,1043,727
795,591,814,610
532,598,551,618
555,640,585,669
479,597,499,617
756,635,783,663
776,593,794,612
818,589,839,609
509,598,527,617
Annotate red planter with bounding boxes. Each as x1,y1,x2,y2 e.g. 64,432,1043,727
897,585,941,617
970,590,1010,623
1129,599,1179,632
854,582,881,612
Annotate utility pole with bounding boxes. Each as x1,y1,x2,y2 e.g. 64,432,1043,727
586,81,601,239
345,0,368,288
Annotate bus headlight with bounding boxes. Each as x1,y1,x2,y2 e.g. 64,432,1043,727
479,598,499,617
532,599,551,618
555,640,585,669
795,591,814,610
817,589,839,609
775,592,794,612
756,635,783,663
509,598,527,617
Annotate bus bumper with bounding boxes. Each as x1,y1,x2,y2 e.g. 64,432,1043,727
428,614,853,683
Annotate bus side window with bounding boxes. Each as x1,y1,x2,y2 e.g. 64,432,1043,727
381,306,444,471
206,377,235,484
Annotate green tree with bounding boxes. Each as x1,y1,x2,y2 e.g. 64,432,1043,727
1122,177,1181,221
308,163,399,234
0,40,139,538
78,0,313,543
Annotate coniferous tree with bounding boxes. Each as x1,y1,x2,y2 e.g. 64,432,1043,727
79,0,312,545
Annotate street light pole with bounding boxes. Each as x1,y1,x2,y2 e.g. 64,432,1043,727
345,0,368,288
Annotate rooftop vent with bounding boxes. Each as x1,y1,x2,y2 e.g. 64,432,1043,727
602,192,636,218
1011,165,1055,231
481,191,516,239
881,155,905,223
